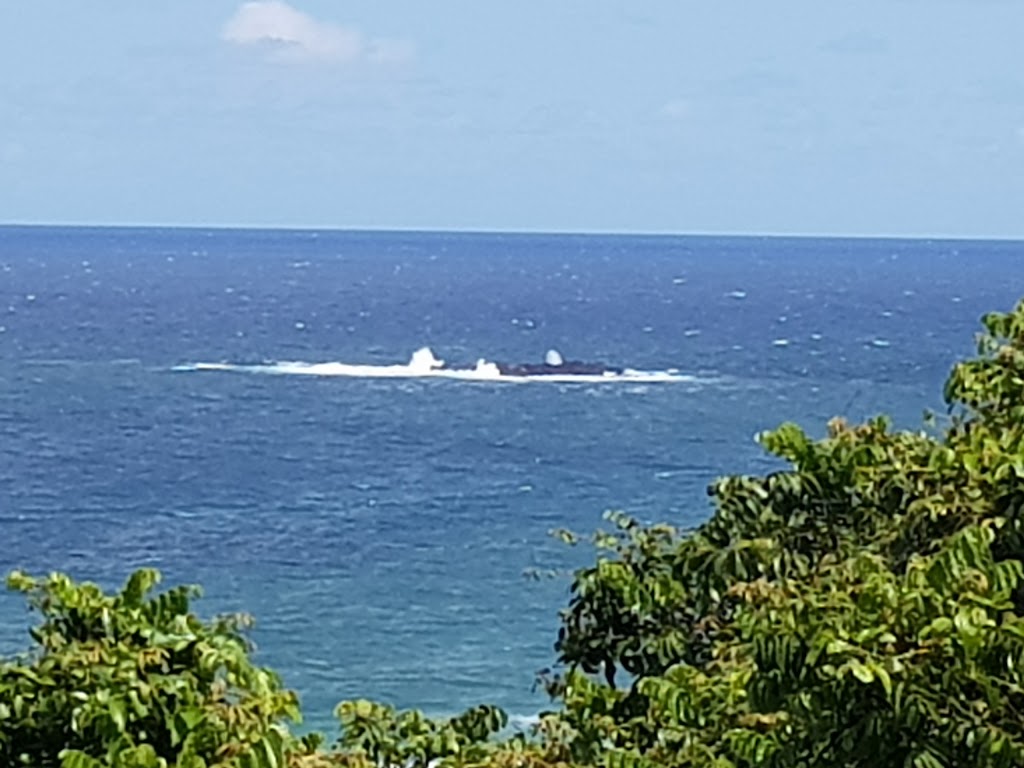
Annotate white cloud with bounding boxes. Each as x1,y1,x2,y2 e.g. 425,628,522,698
223,1,409,64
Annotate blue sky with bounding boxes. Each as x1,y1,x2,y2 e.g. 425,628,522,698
2,2,1022,237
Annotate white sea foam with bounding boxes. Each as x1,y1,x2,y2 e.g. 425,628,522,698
544,348,563,366
178,347,696,384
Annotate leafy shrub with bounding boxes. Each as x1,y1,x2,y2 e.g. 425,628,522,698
0,569,299,768
542,298,1024,767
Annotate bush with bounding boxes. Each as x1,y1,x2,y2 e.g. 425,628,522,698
544,298,1024,767
0,569,299,768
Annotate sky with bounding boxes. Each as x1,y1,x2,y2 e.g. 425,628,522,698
1,1,1023,238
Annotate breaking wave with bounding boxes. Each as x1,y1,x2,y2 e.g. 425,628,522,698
173,347,696,384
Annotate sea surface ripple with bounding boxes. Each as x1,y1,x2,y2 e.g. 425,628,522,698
1,227,1021,729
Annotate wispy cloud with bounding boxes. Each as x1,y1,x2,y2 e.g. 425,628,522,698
222,2,412,64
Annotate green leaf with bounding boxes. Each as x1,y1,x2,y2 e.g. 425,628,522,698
874,665,892,697
847,660,875,684
109,697,128,732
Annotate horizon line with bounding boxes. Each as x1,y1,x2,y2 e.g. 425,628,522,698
1,220,1022,244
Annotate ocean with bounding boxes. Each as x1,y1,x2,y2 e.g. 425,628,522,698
1,226,1021,731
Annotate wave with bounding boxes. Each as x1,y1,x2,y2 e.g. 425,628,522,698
173,347,696,384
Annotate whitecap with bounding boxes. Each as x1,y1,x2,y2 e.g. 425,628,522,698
408,346,445,372
180,348,697,385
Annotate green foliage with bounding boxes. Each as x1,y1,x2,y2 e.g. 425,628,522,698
538,297,1024,767
0,569,299,768
329,699,509,767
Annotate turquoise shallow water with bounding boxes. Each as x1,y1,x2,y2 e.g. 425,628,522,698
1,227,1022,731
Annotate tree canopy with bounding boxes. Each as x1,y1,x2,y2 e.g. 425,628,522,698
5,299,1024,767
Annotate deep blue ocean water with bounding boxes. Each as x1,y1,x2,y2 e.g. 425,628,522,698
1,226,1022,731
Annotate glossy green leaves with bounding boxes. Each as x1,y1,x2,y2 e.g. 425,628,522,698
0,570,298,768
